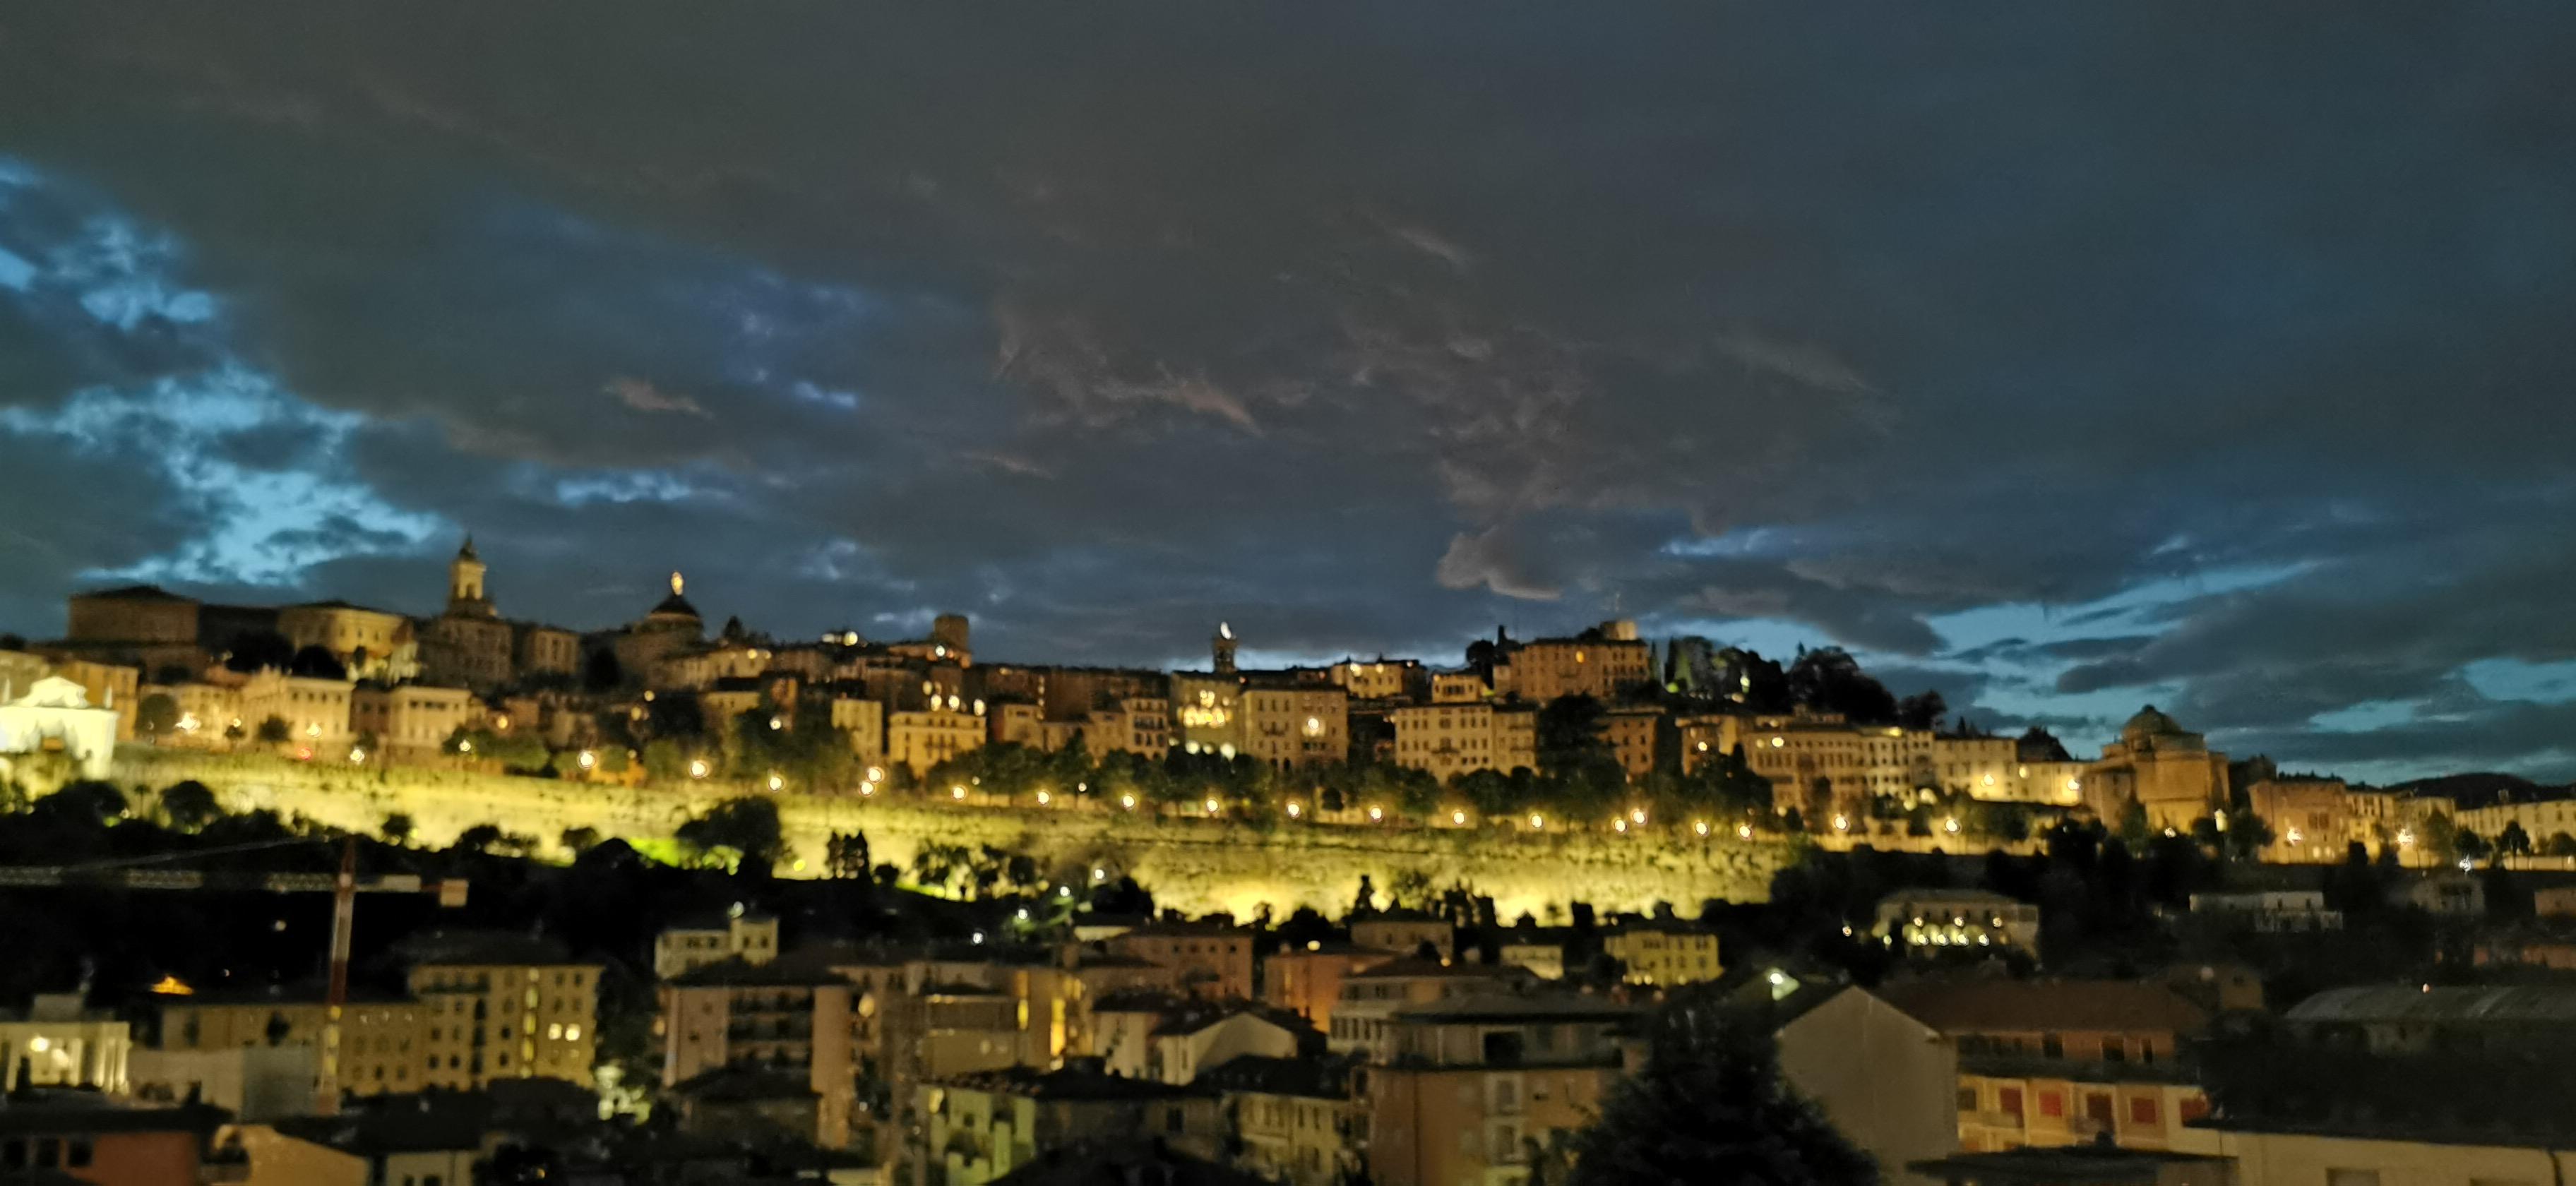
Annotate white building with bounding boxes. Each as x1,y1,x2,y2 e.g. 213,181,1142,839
0,675,120,779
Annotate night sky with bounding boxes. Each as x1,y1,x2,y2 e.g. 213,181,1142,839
4,4,2575,781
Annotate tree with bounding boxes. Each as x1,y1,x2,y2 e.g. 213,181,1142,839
1894,690,1948,732
2114,797,2151,849
827,832,872,880
381,813,417,845
2456,828,2493,863
582,649,624,693
675,796,786,870
2544,832,2576,858
223,630,294,673
1563,1010,1873,1185
255,716,292,745
455,824,505,853
136,694,181,740
35,781,129,828
160,781,222,832
2498,820,2534,857
285,645,347,680
559,826,602,854
1785,647,1897,726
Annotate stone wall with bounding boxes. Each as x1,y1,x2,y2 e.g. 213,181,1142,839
103,748,1787,918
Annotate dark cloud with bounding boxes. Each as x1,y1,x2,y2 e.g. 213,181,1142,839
0,2,2572,777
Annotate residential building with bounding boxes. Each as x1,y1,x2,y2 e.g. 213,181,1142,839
1602,924,1722,986
1083,694,1169,758
656,956,857,1148
1328,959,1533,1059
1349,911,1452,962
1107,923,1256,1002
143,679,241,747
1327,658,1423,702
1088,995,1306,1085
1876,890,2043,959
2388,873,2485,916
512,622,580,680
43,657,138,741
239,1107,480,1186
1362,993,1636,1186
1727,971,1959,1186
1676,713,1745,774
1263,943,1396,1033
1200,1054,1367,1186
2282,984,2576,1055
1239,685,1348,769
1490,623,1652,705
826,695,888,768
0,1095,232,1186
1912,1146,2233,1186
2186,891,2343,934
148,987,425,1099
1388,700,1536,783
653,909,782,980
888,702,984,775
1878,977,2213,1154
917,1063,1224,1186
1600,707,1662,778
401,932,600,1090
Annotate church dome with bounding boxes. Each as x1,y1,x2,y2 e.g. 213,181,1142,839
645,571,701,623
2121,705,2187,743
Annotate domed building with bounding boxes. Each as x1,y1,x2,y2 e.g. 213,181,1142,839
2088,704,2229,828
609,572,707,680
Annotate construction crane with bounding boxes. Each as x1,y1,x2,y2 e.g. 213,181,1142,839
0,837,468,1114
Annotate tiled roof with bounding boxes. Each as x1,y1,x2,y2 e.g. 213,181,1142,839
2287,984,2576,1026
938,1066,1212,1102
1194,1054,1358,1101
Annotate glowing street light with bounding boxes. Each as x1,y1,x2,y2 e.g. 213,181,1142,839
1693,820,1710,837
767,774,785,792
950,786,967,801
1452,810,1467,825
1036,791,1051,805
1629,808,1647,825
1120,793,1138,810
578,750,596,770
458,739,475,755
866,767,886,783
1204,797,1220,814
1831,814,1849,832
1614,819,1629,833
688,759,710,779
1528,813,1545,829
348,748,367,765
1366,806,1383,822
1739,823,1755,839
1943,817,1960,834
1285,803,1303,819
768,716,784,731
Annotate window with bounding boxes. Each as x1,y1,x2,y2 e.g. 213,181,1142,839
2325,1171,2381,1186
2041,1034,2064,1059
1957,1087,1978,1111
1999,1087,2024,1116
66,1142,91,1168
2130,1098,2159,1125
2039,1091,2065,1119
2102,1038,2125,1062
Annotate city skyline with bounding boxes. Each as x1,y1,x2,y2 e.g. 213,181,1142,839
6,4,2576,783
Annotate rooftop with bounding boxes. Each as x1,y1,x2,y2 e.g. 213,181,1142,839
938,1065,1214,1103
2286,984,2576,1026
1193,1054,1358,1101
1876,977,2211,1036
1347,957,1527,981
1393,991,1637,1025
1910,1146,2230,1185
398,930,589,969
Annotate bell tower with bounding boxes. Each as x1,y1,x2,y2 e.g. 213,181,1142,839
448,536,494,616
1212,622,1238,674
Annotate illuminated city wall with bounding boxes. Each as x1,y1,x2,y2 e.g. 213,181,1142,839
102,748,1787,917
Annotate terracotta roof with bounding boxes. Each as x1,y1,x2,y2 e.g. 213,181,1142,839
1874,977,2210,1036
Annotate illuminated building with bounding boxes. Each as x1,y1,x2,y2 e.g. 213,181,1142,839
1676,713,1745,774
2243,777,2359,861
1083,694,1169,757
2085,707,2228,829
1326,959,1534,1059
1601,924,1722,986
148,988,422,1098
0,993,133,1094
278,600,417,682
416,537,514,691
889,702,984,775
608,572,705,682
1873,890,2041,959
347,684,475,754
654,909,781,980
1200,1054,1368,1186
237,669,352,750
401,932,600,1091
41,658,138,742
1388,701,1535,783
138,679,241,748
1489,620,1652,704
1601,707,1663,778
1241,685,1349,768
1107,922,1256,1002
827,695,888,767
1263,943,1397,1032
0,675,119,779
1326,657,1424,702
1349,911,1452,962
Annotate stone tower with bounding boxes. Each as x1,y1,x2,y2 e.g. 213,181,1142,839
447,537,494,617
1212,621,1238,674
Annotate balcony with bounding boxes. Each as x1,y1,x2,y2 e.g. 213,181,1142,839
1961,1109,2025,1130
